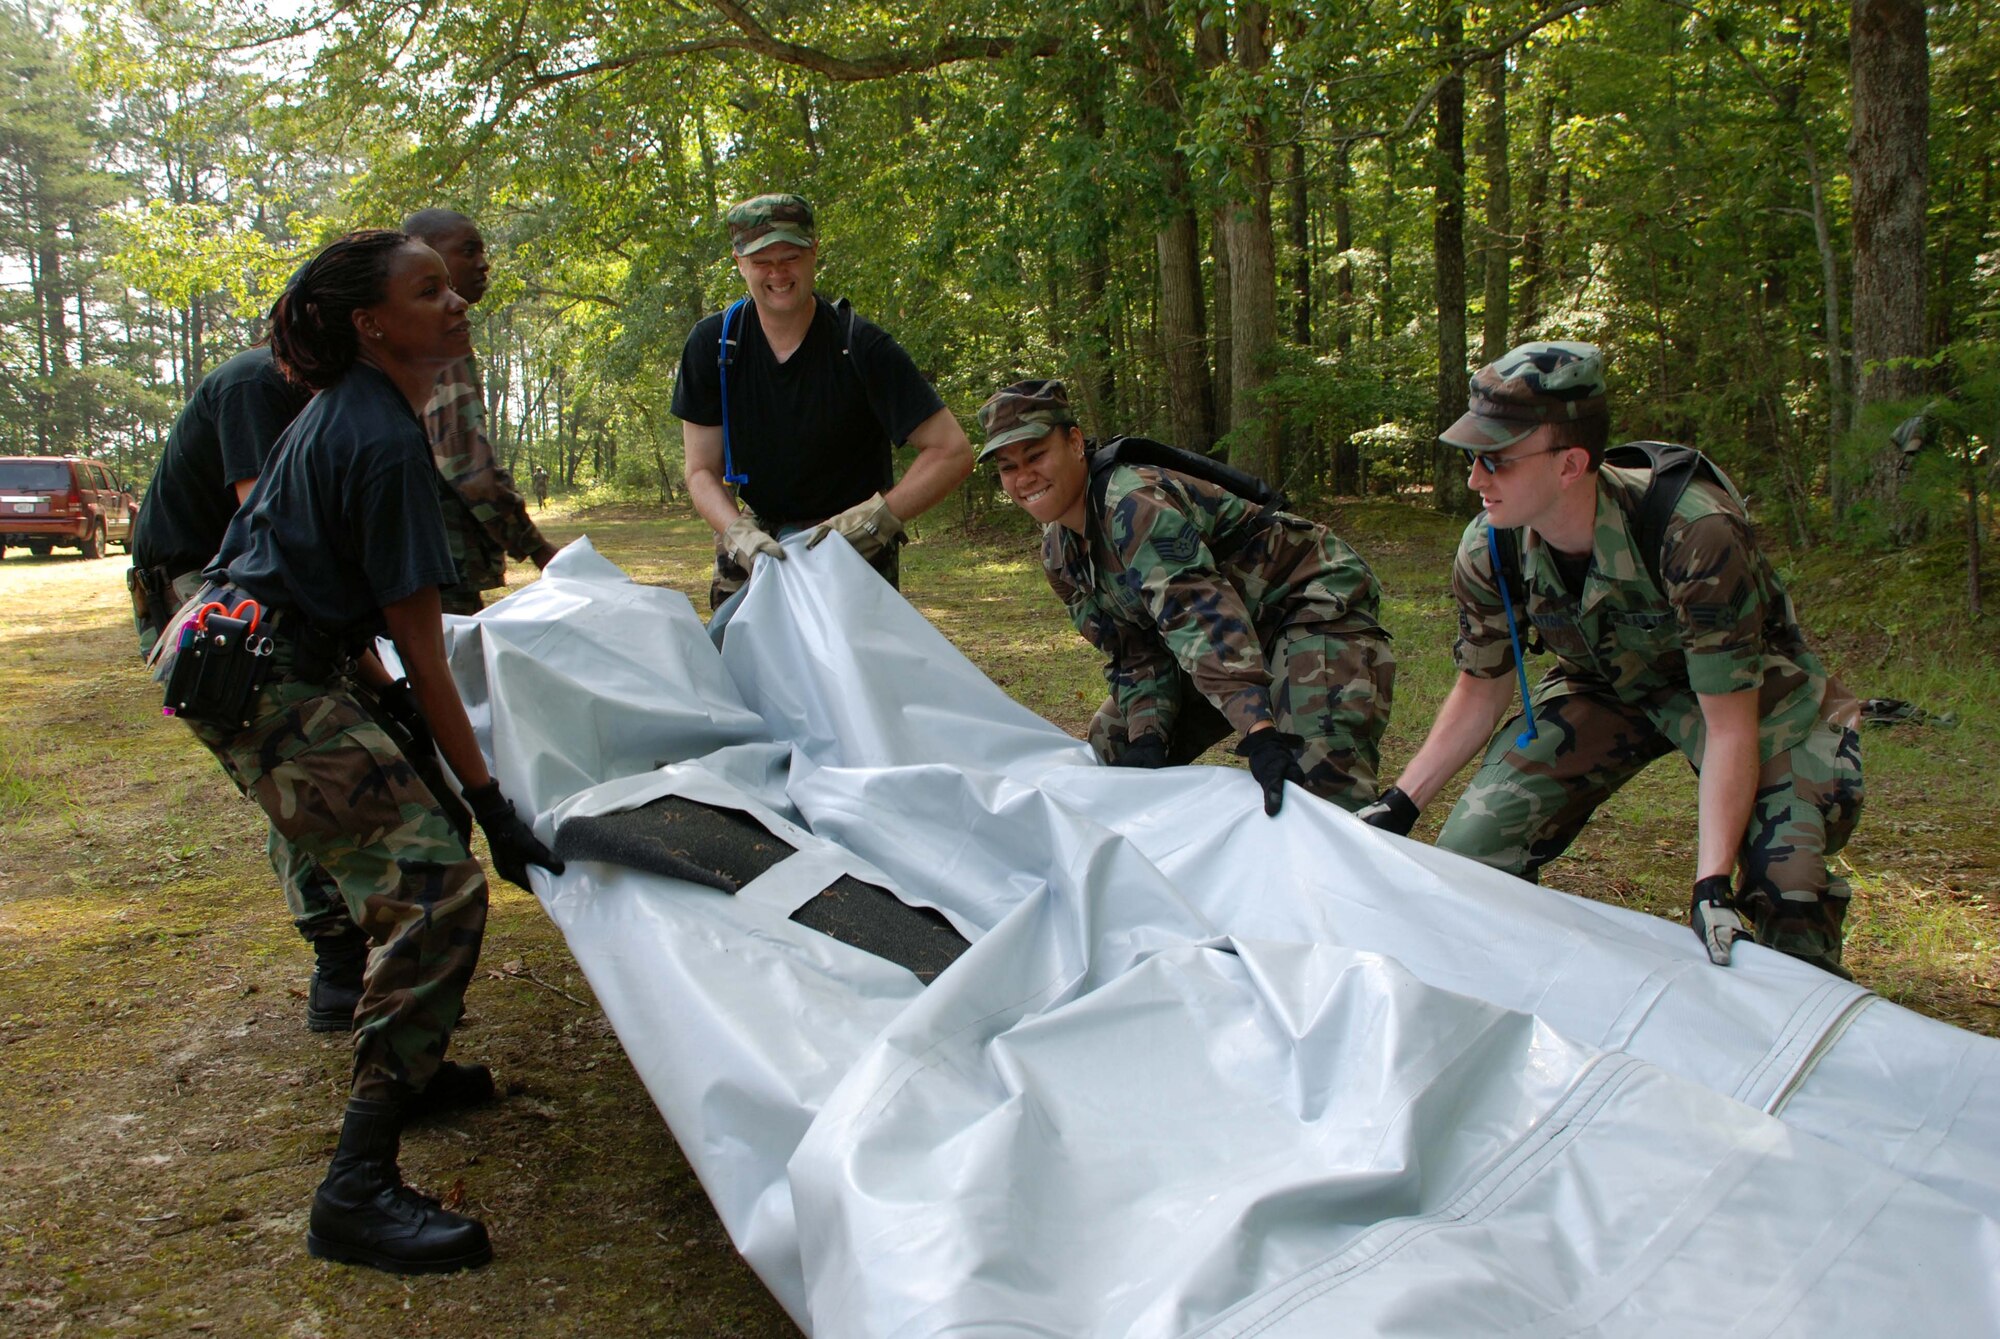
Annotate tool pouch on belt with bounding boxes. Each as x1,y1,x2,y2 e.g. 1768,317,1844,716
161,600,275,730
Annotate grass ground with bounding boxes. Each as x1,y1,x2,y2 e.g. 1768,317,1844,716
0,492,1993,1336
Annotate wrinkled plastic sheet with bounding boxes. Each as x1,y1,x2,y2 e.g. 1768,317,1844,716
448,537,2000,1337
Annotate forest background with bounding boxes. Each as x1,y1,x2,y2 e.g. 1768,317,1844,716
1,0,1994,576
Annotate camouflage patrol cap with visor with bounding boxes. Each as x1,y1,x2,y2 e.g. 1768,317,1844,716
977,379,1075,463
726,193,816,255
1441,341,1608,452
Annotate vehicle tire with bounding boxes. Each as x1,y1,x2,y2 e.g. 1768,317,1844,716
80,519,105,561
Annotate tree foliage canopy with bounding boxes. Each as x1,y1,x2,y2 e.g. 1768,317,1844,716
0,0,1991,549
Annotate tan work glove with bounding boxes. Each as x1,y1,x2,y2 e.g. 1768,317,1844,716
722,515,786,571
806,492,904,563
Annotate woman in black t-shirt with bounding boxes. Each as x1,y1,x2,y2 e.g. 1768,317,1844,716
164,230,560,1275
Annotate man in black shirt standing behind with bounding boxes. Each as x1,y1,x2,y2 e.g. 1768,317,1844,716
130,345,311,656
673,192,973,608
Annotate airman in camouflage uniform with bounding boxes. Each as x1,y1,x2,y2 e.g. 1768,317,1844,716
403,209,559,614
979,379,1394,812
1361,342,1862,975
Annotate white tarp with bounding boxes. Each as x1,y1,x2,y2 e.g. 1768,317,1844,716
448,537,2000,1336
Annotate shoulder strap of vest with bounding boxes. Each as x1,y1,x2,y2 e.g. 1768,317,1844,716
1601,441,1731,590
1085,435,1288,517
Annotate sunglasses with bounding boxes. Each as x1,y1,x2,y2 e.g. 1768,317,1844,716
1463,445,1567,476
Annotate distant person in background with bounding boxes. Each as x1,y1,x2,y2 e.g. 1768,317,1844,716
673,192,972,609
128,344,310,656
976,379,1395,817
162,228,560,1273
400,208,559,612
532,463,550,510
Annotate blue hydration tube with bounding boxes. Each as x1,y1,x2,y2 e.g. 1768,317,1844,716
1486,525,1540,748
718,298,749,487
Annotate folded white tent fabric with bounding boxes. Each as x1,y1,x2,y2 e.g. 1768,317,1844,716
448,537,2000,1335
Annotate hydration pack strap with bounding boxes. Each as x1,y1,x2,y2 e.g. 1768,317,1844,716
718,298,749,486
1487,525,1540,748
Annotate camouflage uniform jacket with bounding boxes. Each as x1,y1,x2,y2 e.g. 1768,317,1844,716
1451,461,1850,762
424,354,550,591
1044,463,1383,743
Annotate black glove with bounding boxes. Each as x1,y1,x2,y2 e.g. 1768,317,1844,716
370,678,435,758
1354,786,1420,836
1112,735,1171,769
462,782,565,890
1234,730,1306,817
1689,873,1750,966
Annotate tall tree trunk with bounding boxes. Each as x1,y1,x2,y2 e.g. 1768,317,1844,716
1287,133,1316,487
1802,137,1847,487
1480,56,1511,362
188,299,205,393
1518,86,1551,333
1075,59,1118,430
1131,0,1215,448
1225,2,1281,483
1333,141,1361,494
1210,209,1235,437
1158,209,1215,448
1848,0,1930,540
1197,19,1234,439
1378,140,1398,340
1290,137,1311,346
1432,9,1476,515
1333,142,1355,355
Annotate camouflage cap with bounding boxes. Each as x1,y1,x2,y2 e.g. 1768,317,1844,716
977,379,1074,462
1441,341,1609,452
726,193,816,255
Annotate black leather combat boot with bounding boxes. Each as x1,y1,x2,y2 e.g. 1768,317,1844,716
403,1061,497,1121
306,929,368,1033
306,1097,493,1274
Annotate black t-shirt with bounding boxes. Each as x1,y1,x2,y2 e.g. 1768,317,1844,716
210,362,458,640
132,346,312,577
670,296,946,525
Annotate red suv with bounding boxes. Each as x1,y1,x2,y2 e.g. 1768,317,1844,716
0,456,139,560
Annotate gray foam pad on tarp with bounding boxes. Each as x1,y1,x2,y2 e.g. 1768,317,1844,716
555,796,970,983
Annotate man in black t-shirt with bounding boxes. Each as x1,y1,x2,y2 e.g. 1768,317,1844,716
131,345,312,653
673,192,973,608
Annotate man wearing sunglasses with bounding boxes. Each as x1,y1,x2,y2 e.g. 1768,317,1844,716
1357,341,1862,977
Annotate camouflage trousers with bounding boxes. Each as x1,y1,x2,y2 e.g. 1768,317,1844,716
709,511,901,610
1437,688,1865,970
182,658,489,1102
265,681,474,940
1089,622,1395,812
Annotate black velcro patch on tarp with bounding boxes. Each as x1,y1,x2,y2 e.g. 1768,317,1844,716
555,796,970,983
